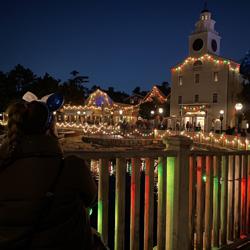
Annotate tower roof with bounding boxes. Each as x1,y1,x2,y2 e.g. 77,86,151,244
201,0,210,13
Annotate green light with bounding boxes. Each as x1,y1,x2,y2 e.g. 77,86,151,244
202,175,206,182
166,157,175,249
89,208,93,216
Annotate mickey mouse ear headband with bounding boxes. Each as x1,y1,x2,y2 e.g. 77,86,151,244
22,91,64,111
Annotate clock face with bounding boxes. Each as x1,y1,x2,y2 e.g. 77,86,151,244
212,39,217,52
193,39,203,51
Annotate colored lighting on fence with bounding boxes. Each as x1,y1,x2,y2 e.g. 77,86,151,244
202,175,207,182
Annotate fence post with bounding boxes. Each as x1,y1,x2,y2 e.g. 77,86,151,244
130,158,141,250
163,135,192,250
115,158,126,250
98,159,110,245
157,157,167,250
144,158,155,250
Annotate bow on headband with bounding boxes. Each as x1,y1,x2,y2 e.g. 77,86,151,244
22,91,64,112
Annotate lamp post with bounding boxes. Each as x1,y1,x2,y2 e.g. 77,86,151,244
158,107,164,129
219,110,224,133
235,103,243,133
119,109,123,122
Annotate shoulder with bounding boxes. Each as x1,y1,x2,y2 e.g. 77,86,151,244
64,155,87,165
63,155,89,171
0,139,10,160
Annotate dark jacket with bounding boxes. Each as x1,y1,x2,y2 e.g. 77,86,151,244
0,135,97,249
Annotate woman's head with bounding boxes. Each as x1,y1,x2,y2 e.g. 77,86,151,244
6,101,56,153
7,101,51,135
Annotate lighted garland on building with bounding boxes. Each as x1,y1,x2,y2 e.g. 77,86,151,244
143,86,167,103
56,122,153,137
172,54,240,72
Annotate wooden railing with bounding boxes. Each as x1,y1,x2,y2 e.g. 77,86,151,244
156,130,250,150
64,136,250,250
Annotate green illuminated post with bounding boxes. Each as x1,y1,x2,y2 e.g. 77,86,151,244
98,159,109,244
157,157,167,250
163,136,192,250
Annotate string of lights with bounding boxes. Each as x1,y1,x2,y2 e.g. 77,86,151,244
172,54,240,72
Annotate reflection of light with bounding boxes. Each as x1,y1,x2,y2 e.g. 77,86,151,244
235,103,243,111
247,123,249,129
219,110,224,115
119,110,123,115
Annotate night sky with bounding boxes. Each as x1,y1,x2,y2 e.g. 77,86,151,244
0,0,250,93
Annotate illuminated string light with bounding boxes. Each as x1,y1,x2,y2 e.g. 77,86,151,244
172,54,239,72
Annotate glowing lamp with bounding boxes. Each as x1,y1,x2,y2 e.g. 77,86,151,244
235,103,243,111
219,110,224,115
158,108,164,114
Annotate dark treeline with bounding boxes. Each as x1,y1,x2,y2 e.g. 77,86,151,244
0,65,90,111
0,64,171,112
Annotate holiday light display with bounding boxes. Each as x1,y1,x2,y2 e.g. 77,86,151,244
143,86,168,103
172,54,240,73
56,122,154,137
160,130,250,150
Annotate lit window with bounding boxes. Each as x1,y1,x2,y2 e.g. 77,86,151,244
193,60,202,67
214,72,219,82
179,76,183,86
213,93,218,103
194,94,199,102
178,96,182,104
195,74,200,84
201,15,204,20
205,15,208,20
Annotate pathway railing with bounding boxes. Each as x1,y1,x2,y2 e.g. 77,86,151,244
64,136,250,250
156,130,250,150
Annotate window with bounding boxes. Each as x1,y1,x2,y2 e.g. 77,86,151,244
194,94,199,102
195,74,200,84
214,72,219,82
193,60,202,67
201,15,204,20
179,76,183,86
213,93,218,103
178,96,182,104
205,15,208,20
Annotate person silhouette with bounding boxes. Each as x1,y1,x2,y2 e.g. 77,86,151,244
0,94,97,249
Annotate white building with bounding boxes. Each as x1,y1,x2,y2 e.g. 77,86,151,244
170,7,242,132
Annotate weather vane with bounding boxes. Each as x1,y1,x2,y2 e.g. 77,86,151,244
203,0,208,10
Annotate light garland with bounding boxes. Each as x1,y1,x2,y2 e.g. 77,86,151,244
158,130,249,150
143,86,167,103
56,122,154,138
172,54,240,73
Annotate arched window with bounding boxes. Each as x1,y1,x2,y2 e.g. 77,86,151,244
193,60,203,67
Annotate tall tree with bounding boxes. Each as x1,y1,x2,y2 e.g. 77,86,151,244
60,71,89,104
238,51,250,121
29,73,60,98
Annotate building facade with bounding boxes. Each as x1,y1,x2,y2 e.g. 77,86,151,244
170,8,242,131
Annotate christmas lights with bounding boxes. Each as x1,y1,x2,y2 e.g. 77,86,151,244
172,54,240,73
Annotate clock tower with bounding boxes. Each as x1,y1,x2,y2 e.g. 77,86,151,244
189,7,221,57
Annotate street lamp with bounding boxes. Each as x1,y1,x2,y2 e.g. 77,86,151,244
219,110,224,133
119,109,123,122
158,108,164,114
235,103,243,133
150,110,155,115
